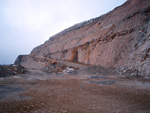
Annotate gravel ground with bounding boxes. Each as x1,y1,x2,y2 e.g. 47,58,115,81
0,69,150,113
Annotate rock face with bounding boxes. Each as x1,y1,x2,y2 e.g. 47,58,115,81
15,55,57,70
15,0,150,78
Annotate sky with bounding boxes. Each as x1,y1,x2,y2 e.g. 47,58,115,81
0,0,127,64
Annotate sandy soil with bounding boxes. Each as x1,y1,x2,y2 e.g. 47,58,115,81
0,69,150,113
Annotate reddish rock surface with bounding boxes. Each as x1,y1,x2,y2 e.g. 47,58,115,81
15,0,150,78
15,55,57,69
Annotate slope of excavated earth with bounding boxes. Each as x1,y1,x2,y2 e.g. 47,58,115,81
0,69,150,113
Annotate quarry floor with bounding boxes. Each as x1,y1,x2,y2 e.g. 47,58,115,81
0,69,150,113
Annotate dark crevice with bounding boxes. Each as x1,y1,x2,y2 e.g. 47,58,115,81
72,51,78,62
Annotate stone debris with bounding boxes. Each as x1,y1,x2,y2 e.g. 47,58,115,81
62,67,74,74
0,65,26,77
116,66,142,78
42,62,67,73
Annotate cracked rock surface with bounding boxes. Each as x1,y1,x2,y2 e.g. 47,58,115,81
15,0,150,78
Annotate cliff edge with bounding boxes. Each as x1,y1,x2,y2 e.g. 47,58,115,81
15,0,150,78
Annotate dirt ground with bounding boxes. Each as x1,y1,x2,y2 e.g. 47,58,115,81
0,69,150,113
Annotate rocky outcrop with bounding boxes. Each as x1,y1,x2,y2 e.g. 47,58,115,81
15,0,150,78
0,65,26,77
15,55,57,69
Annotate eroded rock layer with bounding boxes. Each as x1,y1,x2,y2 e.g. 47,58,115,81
15,0,150,78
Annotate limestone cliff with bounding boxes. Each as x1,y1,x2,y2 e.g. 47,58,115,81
15,0,150,78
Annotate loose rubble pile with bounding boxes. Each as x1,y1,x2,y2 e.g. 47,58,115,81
116,66,142,78
42,62,67,73
0,65,26,77
42,62,78,74
62,67,75,74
